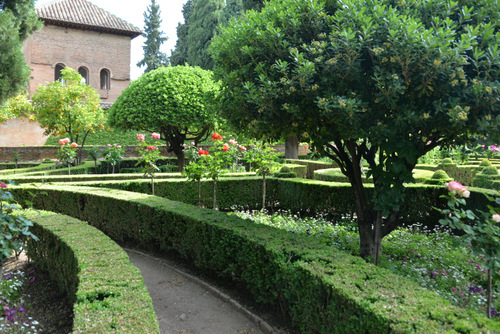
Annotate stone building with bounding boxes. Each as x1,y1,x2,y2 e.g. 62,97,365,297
1,0,142,146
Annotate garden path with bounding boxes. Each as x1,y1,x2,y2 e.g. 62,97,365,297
125,249,283,334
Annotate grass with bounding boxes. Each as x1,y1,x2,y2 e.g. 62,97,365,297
231,209,500,319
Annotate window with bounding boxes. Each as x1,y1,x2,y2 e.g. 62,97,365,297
100,69,110,90
78,67,89,84
55,63,65,81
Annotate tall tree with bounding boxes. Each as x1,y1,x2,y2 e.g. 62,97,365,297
0,0,41,106
220,0,243,25
108,65,220,171
32,67,106,163
137,0,169,73
185,0,224,70
242,0,264,11
210,0,499,259
170,0,194,67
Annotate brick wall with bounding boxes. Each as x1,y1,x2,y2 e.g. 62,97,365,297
24,24,132,101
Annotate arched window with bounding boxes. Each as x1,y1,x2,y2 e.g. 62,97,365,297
55,63,65,81
100,69,110,90
78,66,89,84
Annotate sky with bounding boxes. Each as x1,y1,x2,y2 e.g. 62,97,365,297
35,0,188,80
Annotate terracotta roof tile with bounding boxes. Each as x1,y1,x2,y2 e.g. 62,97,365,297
37,0,143,38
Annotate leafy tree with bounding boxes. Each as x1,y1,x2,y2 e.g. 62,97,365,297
211,0,500,259
108,65,220,172
0,0,41,106
220,0,243,25
31,67,106,163
242,0,264,11
0,93,33,123
186,0,224,70
137,0,169,72
170,0,194,66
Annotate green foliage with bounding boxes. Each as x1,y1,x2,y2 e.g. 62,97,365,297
0,181,38,261
11,185,499,333
31,67,106,149
108,65,220,171
104,143,125,174
170,0,194,66
186,0,225,70
0,0,41,106
0,93,33,123
23,210,158,333
137,0,169,72
424,170,453,185
436,185,500,318
136,133,162,194
56,140,78,174
211,0,500,258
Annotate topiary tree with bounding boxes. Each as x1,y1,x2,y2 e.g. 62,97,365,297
108,65,220,171
211,0,500,260
31,67,106,164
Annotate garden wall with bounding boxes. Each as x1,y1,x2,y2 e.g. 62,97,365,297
11,185,498,333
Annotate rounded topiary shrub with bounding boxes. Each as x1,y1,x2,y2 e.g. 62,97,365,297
437,158,456,169
424,169,453,185
481,166,499,175
479,159,492,167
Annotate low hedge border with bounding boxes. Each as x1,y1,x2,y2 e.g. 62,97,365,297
22,209,159,333
0,162,56,176
285,159,336,179
12,185,498,333
65,176,496,227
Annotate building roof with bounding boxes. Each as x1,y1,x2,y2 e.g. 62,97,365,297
37,0,143,38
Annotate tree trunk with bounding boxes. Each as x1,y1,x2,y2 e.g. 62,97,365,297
262,172,266,210
213,180,217,210
151,175,155,196
172,149,186,172
284,135,299,159
197,179,201,207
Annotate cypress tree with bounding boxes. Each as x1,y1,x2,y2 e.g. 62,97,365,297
220,0,243,25
0,0,41,105
170,0,194,67
185,0,224,70
137,0,169,73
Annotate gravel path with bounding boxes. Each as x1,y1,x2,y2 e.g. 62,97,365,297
125,249,282,334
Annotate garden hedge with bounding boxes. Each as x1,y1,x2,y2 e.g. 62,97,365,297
68,177,496,227
285,159,336,179
22,210,158,333
11,185,499,333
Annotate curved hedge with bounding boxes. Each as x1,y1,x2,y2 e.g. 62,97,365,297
22,210,158,333
12,185,499,333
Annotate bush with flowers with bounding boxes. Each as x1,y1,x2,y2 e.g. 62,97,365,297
183,133,248,209
136,133,162,195
436,180,500,318
56,138,78,175
104,144,125,174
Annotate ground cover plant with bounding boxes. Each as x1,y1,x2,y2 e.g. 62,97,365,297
231,208,500,319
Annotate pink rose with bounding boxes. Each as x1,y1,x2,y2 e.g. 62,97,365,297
445,181,470,198
191,142,195,146
71,142,78,148
137,134,145,142
492,214,500,223
151,132,160,140
107,144,112,147
117,145,122,149
238,145,247,151
229,139,237,146
223,143,229,152
0,183,7,189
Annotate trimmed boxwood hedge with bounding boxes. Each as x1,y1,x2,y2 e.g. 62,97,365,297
68,177,495,227
22,210,159,333
12,185,499,333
